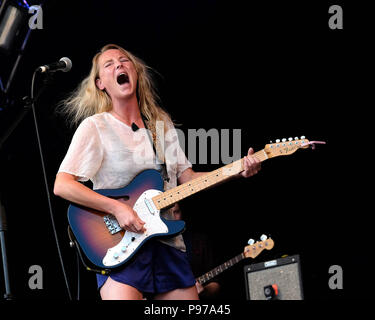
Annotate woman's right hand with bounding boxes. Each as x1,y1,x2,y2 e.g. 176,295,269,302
54,173,146,233
112,201,146,234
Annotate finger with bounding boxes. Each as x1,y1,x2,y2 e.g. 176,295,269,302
133,210,145,224
124,219,140,233
248,155,256,164
124,225,137,233
135,221,147,233
244,157,251,171
248,147,254,156
244,159,253,176
136,217,146,231
247,156,257,169
250,157,259,174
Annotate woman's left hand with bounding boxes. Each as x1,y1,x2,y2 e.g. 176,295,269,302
240,147,261,178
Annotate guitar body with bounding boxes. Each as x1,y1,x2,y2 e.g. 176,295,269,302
68,169,185,270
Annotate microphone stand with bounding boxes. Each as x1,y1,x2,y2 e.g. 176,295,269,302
0,195,12,300
0,1,47,299
0,72,54,300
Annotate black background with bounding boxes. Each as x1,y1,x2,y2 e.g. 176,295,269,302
0,0,372,302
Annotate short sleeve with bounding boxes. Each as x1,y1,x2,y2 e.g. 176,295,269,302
164,120,192,178
175,138,192,178
58,118,104,182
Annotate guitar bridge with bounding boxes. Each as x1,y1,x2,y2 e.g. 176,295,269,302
103,215,122,235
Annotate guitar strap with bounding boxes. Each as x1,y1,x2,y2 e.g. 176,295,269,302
141,114,170,183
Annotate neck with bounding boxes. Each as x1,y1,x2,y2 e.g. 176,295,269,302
197,253,245,285
153,149,269,210
111,95,142,125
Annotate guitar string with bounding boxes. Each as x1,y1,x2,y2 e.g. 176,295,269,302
153,151,266,208
153,159,244,207
154,154,263,207
154,143,305,208
199,253,245,283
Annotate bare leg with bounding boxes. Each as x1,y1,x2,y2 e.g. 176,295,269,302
100,276,143,300
154,285,199,300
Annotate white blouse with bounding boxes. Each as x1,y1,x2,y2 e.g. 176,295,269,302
58,112,192,251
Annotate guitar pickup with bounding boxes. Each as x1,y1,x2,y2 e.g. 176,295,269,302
144,198,155,215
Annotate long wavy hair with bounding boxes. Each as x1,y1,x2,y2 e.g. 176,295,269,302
60,44,172,138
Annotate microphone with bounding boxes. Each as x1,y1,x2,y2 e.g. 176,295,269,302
37,57,72,73
131,123,139,132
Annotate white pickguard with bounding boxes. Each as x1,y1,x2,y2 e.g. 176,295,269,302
102,189,167,267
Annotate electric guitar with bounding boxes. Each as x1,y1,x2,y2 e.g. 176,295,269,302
68,137,319,270
196,236,274,286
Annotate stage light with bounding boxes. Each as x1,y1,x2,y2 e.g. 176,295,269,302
0,1,28,54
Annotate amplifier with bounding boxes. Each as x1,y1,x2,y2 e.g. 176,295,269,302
244,254,304,300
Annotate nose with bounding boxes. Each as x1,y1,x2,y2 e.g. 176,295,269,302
115,59,123,70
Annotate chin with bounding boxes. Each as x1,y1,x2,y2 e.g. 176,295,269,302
116,90,136,100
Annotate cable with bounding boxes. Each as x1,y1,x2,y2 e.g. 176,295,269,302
30,71,72,300
75,248,80,300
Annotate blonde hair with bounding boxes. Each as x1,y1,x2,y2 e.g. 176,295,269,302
60,44,172,136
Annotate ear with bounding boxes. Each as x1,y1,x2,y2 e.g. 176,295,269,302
95,77,105,91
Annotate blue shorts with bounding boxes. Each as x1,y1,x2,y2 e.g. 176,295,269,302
96,240,196,295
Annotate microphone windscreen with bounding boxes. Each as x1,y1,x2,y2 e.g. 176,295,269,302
60,57,72,72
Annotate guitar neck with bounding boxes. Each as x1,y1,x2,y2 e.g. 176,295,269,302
152,149,269,210
196,253,245,285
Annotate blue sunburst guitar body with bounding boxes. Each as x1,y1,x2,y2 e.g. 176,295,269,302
68,169,185,270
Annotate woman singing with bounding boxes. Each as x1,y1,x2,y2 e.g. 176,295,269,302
54,44,261,300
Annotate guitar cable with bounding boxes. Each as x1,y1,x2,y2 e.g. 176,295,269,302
75,248,80,300
30,70,73,300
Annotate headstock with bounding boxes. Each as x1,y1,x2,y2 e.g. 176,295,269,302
244,235,274,259
264,136,310,159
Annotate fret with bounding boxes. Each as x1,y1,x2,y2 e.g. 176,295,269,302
153,149,269,210
197,253,246,285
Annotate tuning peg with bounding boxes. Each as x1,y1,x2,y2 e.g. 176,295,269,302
276,139,280,143
288,137,293,141
300,136,305,139
248,239,255,245
260,234,268,241
270,140,273,143
294,137,299,140
282,138,286,142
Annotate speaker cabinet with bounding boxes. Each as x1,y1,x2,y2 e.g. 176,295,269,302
244,254,304,300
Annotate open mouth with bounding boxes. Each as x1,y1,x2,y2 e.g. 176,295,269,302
117,73,129,85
